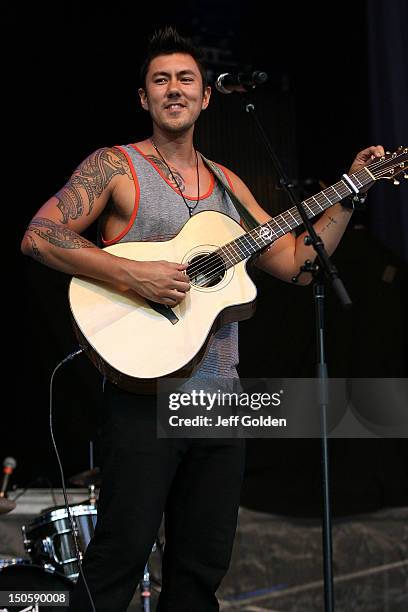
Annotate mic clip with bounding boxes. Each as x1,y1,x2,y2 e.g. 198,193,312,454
215,73,235,94
215,71,268,94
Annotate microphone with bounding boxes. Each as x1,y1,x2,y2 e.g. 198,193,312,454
215,70,268,94
0,457,17,498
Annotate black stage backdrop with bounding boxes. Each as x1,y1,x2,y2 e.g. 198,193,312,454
6,1,407,517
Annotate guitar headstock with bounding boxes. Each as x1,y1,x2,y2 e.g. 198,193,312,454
370,146,408,184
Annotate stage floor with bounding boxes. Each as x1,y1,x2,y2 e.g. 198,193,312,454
218,505,408,611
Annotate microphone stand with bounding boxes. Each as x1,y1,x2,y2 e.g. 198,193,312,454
242,93,353,612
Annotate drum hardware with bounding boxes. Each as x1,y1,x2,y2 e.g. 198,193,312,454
21,525,31,551
22,503,97,581
87,484,97,506
41,532,83,567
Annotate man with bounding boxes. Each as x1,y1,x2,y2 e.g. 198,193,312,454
21,26,384,612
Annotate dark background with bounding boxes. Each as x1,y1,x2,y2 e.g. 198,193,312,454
6,1,408,517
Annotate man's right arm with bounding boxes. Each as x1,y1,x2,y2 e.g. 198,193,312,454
21,147,190,305
21,147,132,282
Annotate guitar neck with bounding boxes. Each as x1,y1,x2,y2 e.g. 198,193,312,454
219,165,374,267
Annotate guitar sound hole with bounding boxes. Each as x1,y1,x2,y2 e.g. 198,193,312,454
188,253,226,288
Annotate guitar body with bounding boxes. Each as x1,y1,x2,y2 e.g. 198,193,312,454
69,211,257,393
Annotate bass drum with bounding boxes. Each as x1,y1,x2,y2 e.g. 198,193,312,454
0,558,29,570
0,561,73,610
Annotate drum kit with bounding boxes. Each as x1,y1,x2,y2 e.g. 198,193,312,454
0,467,161,611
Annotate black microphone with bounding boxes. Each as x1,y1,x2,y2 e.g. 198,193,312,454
215,70,268,94
0,456,17,498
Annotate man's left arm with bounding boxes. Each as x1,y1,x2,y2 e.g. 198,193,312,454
226,145,384,285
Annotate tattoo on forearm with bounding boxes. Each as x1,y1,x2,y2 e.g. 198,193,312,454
56,148,131,224
26,235,44,260
321,215,338,233
28,217,95,250
148,155,186,192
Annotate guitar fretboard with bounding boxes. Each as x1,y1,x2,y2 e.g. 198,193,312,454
218,166,374,267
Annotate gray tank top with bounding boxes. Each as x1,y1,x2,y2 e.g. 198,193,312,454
101,144,240,379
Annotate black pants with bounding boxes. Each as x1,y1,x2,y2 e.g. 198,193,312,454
69,383,245,611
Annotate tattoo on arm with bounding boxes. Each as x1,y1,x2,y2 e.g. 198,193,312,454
28,217,95,250
321,215,338,233
26,235,44,260
56,148,132,224
147,155,186,192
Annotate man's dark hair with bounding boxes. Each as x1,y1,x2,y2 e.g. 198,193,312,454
140,26,208,90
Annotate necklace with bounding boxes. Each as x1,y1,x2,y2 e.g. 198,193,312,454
150,139,200,217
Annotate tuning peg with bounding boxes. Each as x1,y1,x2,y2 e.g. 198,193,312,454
393,179,400,185
404,172,408,179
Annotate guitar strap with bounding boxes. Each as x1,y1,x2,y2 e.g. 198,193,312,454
200,154,260,231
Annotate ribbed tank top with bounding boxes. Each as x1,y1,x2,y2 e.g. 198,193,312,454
101,144,240,379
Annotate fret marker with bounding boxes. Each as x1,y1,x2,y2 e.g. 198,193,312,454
259,226,274,241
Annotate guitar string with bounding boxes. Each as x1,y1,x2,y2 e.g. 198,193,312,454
187,174,361,281
186,154,405,285
186,155,400,279
189,177,371,284
188,176,377,284
187,153,406,281
190,189,400,286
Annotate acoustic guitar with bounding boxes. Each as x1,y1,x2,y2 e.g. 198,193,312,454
69,147,407,392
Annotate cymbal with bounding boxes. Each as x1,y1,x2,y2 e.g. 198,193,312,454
0,497,16,514
68,467,101,487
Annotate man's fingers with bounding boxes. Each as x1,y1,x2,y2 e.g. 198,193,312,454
163,290,186,305
172,280,190,292
171,262,189,271
364,145,384,160
175,271,190,283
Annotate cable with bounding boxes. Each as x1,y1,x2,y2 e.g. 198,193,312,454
49,347,96,612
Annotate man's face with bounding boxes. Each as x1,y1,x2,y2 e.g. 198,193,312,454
139,53,211,134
